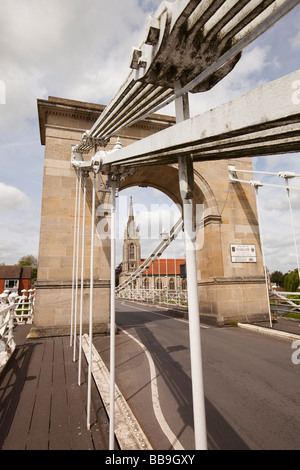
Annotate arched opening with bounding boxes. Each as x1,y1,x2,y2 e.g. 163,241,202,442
117,185,184,269
116,184,185,298
117,164,224,284
129,243,135,260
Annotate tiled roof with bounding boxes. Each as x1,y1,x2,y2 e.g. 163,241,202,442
140,259,185,276
0,265,32,279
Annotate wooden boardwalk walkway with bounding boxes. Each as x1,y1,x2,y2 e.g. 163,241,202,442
0,325,109,450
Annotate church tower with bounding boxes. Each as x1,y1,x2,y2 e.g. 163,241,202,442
121,197,141,276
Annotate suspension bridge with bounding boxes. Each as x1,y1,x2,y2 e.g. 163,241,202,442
1,0,300,451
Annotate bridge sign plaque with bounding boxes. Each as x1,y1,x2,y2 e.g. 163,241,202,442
231,245,257,263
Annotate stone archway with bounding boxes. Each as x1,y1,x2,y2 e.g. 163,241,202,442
119,157,270,326
32,96,270,337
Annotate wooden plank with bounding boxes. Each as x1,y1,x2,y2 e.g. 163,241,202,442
1,339,44,450
1,332,105,450
49,338,71,450
63,337,96,450
26,339,54,450
0,345,27,449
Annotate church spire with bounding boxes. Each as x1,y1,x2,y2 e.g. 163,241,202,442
124,196,140,240
129,196,134,220
122,196,141,274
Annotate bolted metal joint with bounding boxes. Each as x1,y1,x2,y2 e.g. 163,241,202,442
130,48,143,70
145,16,160,46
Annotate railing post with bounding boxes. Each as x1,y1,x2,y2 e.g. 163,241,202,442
109,176,117,450
175,82,207,450
73,170,82,362
87,170,96,431
78,172,87,386
28,289,34,324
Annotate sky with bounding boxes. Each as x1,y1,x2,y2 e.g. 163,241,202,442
0,0,299,275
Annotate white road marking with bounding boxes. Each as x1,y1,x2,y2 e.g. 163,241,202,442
120,301,210,328
119,326,185,451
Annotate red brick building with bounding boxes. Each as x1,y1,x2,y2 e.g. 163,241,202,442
0,266,32,296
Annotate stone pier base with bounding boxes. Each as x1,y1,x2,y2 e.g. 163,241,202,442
198,277,270,326
28,280,110,338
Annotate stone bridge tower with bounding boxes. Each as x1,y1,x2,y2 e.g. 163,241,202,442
30,95,269,337
121,197,141,279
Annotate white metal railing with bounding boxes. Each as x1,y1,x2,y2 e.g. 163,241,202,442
14,289,35,324
0,289,35,375
68,0,300,451
73,0,299,156
116,218,183,295
117,288,188,307
0,295,17,375
270,290,300,318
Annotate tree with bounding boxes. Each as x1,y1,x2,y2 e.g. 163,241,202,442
270,270,284,288
18,255,38,284
18,255,38,267
283,269,300,292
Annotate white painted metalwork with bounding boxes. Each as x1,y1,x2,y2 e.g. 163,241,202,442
70,169,79,347
116,217,183,295
252,183,273,329
232,169,300,178
87,171,96,431
109,177,117,450
68,0,300,448
229,166,300,303
73,0,299,155
0,299,16,375
282,175,300,282
175,88,207,450
94,69,300,171
14,289,35,324
78,173,87,386
270,290,300,317
73,170,82,363
0,289,35,376
117,288,188,307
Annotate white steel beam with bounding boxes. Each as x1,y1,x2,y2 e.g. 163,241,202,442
73,0,299,154
175,86,207,450
97,69,300,171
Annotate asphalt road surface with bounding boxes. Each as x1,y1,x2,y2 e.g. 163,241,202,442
93,300,300,450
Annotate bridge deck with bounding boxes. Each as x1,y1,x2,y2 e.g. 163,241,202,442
0,325,106,450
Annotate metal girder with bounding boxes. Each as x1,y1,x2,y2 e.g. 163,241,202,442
116,218,183,293
97,69,300,171
73,0,300,155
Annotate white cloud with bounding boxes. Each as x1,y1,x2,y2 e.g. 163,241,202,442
0,182,40,264
0,0,299,273
0,182,31,211
0,0,161,132
291,29,300,50
189,45,276,116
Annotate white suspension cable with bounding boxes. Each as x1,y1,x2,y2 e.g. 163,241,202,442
73,170,82,362
116,218,183,293
70,169,79,346
87,172,96,431
230,164,300,306
78,173,86,386
285,177,300,282
109,178,117,450
233,169,300,178
253,185,273,329
230,177,300,191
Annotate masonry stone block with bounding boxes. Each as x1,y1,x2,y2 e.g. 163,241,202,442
32,96,270,336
